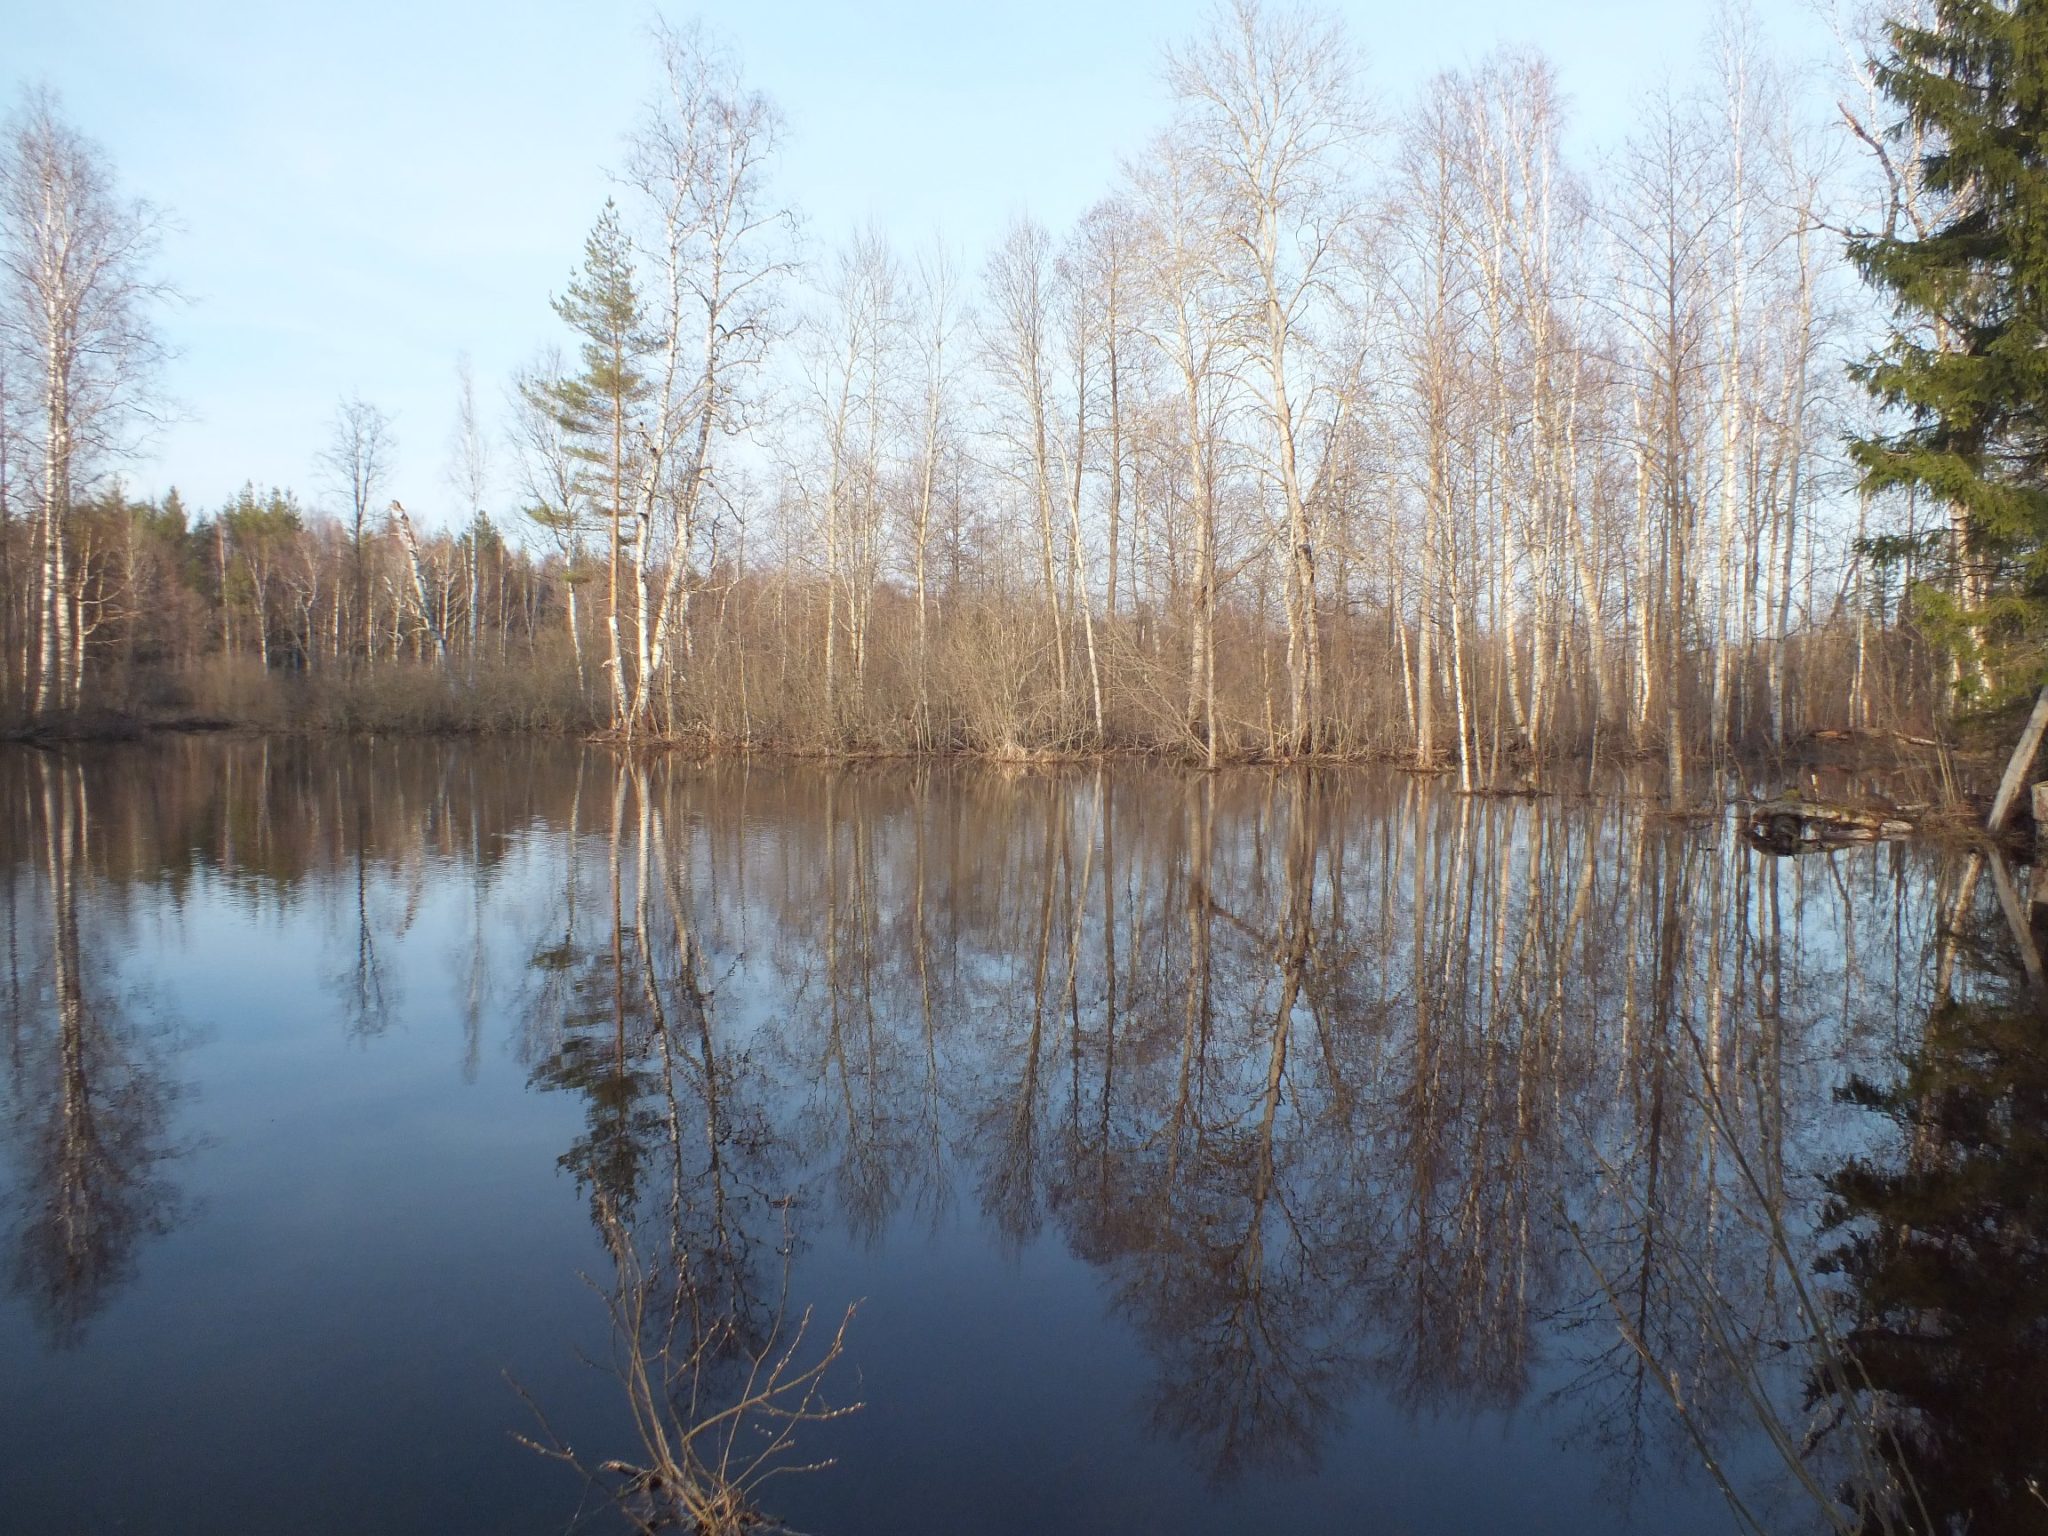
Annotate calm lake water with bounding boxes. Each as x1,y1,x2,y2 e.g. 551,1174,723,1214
1,739,2039,1535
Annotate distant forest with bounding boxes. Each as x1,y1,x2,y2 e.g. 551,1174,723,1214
4,1,2046,792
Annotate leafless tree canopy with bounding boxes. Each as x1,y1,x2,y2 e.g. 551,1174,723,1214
0,87,167,715
0,8,1977,789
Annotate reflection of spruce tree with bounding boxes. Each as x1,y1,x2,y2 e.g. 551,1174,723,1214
6,761,183,1347
1814,995,2048,1536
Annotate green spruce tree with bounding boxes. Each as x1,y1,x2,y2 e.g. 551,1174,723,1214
1849,0,2048,825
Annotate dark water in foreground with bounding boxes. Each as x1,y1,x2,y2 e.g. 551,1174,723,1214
1,740,2041,1535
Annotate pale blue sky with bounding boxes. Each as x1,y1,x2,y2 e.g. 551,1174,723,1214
8,0,1836,530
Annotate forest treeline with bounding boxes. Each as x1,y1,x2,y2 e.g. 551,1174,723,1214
1,2,2042,785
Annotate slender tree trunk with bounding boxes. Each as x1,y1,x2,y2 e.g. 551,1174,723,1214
390,502,448,664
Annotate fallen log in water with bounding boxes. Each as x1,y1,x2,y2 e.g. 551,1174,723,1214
1742,795,1919,854
1802,726,1951,751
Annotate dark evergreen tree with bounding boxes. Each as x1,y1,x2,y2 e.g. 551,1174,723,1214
1851,1,2048,705
1859,3,2048,831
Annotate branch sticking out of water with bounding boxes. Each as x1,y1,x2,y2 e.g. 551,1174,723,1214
511,1196,863,1536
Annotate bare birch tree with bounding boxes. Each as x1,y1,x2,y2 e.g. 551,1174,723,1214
615,18,792,738
905,239,965,743
1604,87,1726,806
1165,0,1369,753
982,217,1070,714
448,353,492,676
318,395,394,668
1130,131,1237,767
0,88,166,718
802,226,901,727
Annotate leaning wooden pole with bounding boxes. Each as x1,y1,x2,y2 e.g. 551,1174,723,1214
1986,679,2048,832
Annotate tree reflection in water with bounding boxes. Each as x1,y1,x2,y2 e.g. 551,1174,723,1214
1,756,185,1347
522,762,859,1532
498,755,1975,1513
4,739,2025,1532
1574,829,2048,1536
1810,897,2048,1536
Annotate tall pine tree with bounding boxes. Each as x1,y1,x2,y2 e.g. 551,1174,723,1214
535,199,650,730
1849,1,2048,825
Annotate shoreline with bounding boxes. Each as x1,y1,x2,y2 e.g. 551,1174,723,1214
0,715,2006,839
0,712,1978,768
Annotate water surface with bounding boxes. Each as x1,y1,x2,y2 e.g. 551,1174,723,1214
0,740,2031,1534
